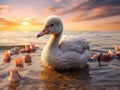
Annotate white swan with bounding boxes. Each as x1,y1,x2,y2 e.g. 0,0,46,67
37,15,90,70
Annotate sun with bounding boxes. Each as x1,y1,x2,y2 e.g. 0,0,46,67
21,21,30,26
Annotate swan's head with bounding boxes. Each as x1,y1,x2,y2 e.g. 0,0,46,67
37,15,63,38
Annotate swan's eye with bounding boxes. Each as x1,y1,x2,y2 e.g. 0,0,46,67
51,24,54,27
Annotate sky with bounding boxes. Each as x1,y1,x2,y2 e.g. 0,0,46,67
0,0,120,31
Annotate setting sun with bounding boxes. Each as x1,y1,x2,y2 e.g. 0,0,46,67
22,21,30,26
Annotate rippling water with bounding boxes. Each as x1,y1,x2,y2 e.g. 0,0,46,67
0,30,120,90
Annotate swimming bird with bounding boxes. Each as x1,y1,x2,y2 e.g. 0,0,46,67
37,15,90,70
91,49,115,62
9,69,22,83
8,47,20,55
3,50,11,63
24,54,32,63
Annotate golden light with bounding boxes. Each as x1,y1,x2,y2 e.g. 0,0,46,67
21,21,30,26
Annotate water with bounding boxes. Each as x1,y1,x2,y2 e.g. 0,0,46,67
0,30,120,90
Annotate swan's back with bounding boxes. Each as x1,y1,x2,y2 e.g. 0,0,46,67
60,36,89,54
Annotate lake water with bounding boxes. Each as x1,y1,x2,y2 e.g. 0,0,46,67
0,30,120,90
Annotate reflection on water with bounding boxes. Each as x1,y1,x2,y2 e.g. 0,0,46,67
0,45,25,50
40,67,93,90
109,59,120,70
9,82,20,90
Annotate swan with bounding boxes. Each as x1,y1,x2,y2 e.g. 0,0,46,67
37,15,90,70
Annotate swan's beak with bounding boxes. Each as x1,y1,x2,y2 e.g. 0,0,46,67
37,26,50,38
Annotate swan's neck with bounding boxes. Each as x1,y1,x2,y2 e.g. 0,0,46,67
46,32,62,50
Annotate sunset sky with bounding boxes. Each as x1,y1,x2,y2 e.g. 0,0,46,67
0,0,120,31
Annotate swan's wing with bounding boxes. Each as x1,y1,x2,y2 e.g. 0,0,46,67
59,36,89,54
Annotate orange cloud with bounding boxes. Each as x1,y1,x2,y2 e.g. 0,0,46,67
0,5,9,12
17,18,43,25
0,17,43,26
28,18,43,25
90,6,108,17
91,21,120,31
0,17,43,30
45,6,65,15
0,18,20,26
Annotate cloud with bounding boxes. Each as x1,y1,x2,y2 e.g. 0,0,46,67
45,6,65,15
105,21,120,25
91,21,120,30
0,5,9,12
0,18,20,26
45,0,82,15
26,18,43,25
69,0,120,22
47,0,120,22
1,0,120,24
112,21,120,24
0,18,43,26
71,5,120,22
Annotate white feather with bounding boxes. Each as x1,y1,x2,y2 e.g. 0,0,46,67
37,16,90,70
